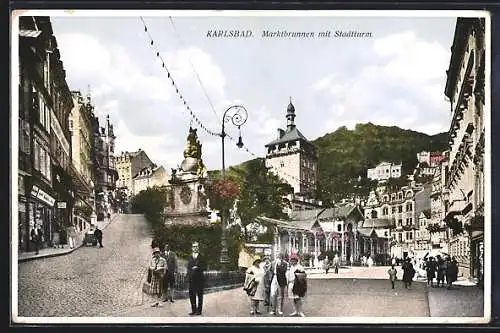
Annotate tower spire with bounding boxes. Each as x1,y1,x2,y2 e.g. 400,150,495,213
286,97,296,131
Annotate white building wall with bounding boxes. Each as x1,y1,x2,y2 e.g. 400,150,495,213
266,152,301,194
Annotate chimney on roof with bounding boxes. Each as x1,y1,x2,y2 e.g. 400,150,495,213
277,128,285,139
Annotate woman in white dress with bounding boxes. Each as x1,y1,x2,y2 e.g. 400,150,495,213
287,253,307,317
245,258,266,315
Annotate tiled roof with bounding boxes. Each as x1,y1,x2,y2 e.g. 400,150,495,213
360,218,395,228
318,204,362,220
357,228,390,239
289,208,325,221
265,127,310,147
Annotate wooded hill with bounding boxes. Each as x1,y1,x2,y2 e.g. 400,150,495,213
311,122,448,203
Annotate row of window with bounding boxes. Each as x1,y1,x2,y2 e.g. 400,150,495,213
394,231,413,242
381,203,413,215
396,218,414,227
33,140,51,181
35,90,51,133
382,191,413,202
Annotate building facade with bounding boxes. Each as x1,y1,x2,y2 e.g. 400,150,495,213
132,164,169,195
367,162,402,181
115,149,154,197
18,16,74,252
363,183,427,260
92,115,118,220
417,151,446,167
427,157,450,254
68,91,96,231
265,99,318,197
443,17,486,283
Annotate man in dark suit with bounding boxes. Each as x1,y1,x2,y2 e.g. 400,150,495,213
162,243,178,303
187,241,205,315
30,225,43,255
94,227,103,248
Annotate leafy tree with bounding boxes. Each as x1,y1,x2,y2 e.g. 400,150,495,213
235,158,293,242
312,122,448,202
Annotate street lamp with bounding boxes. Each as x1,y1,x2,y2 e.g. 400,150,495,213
219,105,248,268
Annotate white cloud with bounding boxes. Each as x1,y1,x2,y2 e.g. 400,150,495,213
313,30,451,136
56,32,230,170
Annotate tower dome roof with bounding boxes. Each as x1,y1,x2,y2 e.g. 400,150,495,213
287,101,295,114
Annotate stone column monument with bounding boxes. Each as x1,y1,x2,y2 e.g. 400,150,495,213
164,127,210,225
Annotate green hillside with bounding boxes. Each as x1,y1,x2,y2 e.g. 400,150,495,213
312,122,448,204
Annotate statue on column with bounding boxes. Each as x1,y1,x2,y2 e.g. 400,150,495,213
180,127,207,177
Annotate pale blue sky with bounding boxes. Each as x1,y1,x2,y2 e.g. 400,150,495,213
48,13,457,172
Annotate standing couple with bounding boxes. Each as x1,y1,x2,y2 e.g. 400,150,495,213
148,241,205,315
244,253,307,317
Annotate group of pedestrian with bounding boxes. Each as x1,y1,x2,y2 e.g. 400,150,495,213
243,253,308,317
424,255,459,289
148,241,205,316
322,254,340,274
361,254,374,267
387,257,416,289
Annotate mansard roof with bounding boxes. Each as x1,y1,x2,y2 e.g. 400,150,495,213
265,127,311,147
360,218,395,229
319,204,364,221
289,208,325,221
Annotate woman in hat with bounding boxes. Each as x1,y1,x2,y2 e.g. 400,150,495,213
244,257,266,315
149,247,167,307
287,253,307,317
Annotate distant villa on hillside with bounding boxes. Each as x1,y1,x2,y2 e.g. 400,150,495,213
367,162,402,181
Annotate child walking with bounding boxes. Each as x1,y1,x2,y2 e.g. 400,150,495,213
387,264,397,289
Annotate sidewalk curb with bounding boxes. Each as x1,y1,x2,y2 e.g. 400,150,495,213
18,214,119,263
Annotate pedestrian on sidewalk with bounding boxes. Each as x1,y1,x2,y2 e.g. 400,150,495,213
30,225,43,255
94,227,103,248
402,258,416,289
187,241,205,315
425,257,437,287
245,258,265,315
262,256,273,313
436,255,446,287
161,243,178,303
67,225,77,249
149,247,167,307
446,256,458,289
367,255,374,267
333,254,340,274
270,253,288,316
387,264,398,289
323,255,330,274
287,253,307,317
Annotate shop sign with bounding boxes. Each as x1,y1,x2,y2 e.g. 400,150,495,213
30,185,40,198
36,188,56,207
57,201,67,209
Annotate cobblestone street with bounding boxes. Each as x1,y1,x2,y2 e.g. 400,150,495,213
117,266,485,321
17,214,153,317
15,214,485,322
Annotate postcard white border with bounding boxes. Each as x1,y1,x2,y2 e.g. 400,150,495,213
10,9,492,325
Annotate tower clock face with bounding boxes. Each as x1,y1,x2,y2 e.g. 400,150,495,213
180,186,192,205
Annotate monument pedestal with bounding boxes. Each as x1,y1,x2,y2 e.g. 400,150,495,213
164,157,209,225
